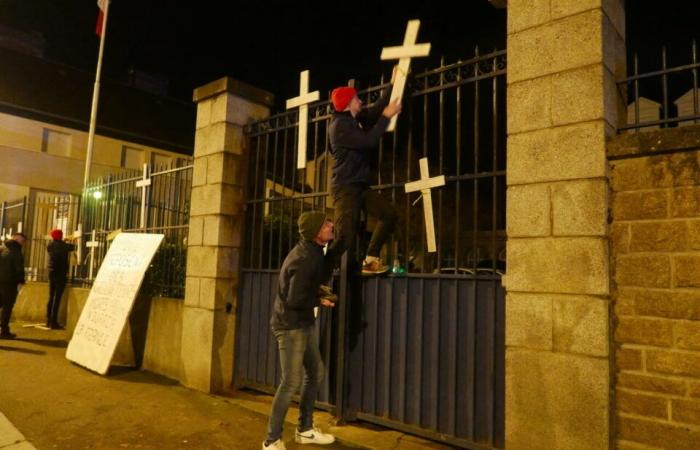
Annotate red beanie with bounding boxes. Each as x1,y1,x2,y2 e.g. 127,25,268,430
50,229,63,241
331,87,357,112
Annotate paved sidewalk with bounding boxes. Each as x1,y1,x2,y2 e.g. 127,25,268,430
0,323,451,450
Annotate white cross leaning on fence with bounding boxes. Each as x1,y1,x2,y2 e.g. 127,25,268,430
73,224,83,274
86,229,100,281
286,70,320,169
404,157,445,253
135,163,151,229
381,19,431,132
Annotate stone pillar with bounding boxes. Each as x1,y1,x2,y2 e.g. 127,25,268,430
182,77,273,393
504,1,625,449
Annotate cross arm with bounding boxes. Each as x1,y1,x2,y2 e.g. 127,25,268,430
404,175,446,193
286,91,320,110
380,43,431,60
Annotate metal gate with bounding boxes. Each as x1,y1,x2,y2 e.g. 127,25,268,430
235,48,506,449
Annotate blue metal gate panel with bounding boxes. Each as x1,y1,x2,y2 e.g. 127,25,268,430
235,270,334,406
235,271,504,448
345,276,504,448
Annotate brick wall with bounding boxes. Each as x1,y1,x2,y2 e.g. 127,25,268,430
610,126,700,449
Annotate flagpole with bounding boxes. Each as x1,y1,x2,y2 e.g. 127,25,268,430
82,0,111,193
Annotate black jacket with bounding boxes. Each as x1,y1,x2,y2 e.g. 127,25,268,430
271,240,328,331
328,87,391,188
47,240,75,278
0,240,24,285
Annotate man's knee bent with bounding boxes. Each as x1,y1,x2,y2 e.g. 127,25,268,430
279,372,303,393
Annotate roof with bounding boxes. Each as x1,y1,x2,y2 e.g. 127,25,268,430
0,47,195,154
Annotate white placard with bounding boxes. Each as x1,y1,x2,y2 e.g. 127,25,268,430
66,233,164,374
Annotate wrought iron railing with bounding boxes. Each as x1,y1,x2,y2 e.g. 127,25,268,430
0,197,27,238
620,41,700,132
80,161,192,298
243,48,507,277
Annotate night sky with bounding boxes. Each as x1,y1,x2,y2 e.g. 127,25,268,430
0,1,698,109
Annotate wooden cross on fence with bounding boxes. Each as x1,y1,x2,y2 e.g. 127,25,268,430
135,163,151,229
404,157,445,253
86,229,100,280
286,70,320,169
381,19,431,132
72,224,83,278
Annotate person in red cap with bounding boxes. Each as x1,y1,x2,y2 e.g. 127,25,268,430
325,71,402,278
45,229,75,329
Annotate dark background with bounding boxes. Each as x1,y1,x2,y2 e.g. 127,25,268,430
0,1,698,107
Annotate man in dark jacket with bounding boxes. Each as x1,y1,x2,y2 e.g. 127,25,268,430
46,229,75,329
264,211,337,450
326,79,402,277
0,233,26,339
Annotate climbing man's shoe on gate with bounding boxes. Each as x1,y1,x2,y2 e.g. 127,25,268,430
361,257,390,276
295,427,335,445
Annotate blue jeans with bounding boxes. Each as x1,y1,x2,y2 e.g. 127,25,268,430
266,326,325,442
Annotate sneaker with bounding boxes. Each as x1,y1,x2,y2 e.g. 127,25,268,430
361,258,390,276
0,331,16,340
262,438,286,450
295,427,335,445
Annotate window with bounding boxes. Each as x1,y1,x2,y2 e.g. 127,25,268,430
121,146,145,170
41,129,71,157
150,152,172,169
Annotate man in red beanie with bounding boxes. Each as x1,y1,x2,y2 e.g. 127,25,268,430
46,229,75,329
325,73,402,278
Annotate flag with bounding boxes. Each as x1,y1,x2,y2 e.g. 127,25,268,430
95,0,107,37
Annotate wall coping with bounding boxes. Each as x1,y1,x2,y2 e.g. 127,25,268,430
608,124,700,159
192,77,274,107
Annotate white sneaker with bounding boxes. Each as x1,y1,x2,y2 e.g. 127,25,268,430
262,438,286,450
294,427,335,445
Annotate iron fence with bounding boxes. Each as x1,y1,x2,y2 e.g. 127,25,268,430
79,160,192,298
0,197,27,238
22,192,81,282
245,50,507,275
237,47,506,449
620,41,700,132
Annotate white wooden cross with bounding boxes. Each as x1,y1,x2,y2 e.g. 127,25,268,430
73,224,83,278
86,229,100,280
286,70,320,169
135,163,151,229
404,157,445,253
381,19,431,132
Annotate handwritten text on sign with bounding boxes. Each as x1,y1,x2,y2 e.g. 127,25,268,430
66,233,164,374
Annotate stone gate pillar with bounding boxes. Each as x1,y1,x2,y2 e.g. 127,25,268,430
505,1,625,448
182,77,273,392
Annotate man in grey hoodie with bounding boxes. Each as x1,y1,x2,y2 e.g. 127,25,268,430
263,211,337,450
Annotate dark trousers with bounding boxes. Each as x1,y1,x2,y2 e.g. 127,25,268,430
325,184,398,279
47,274,67,326
0,283,18,333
